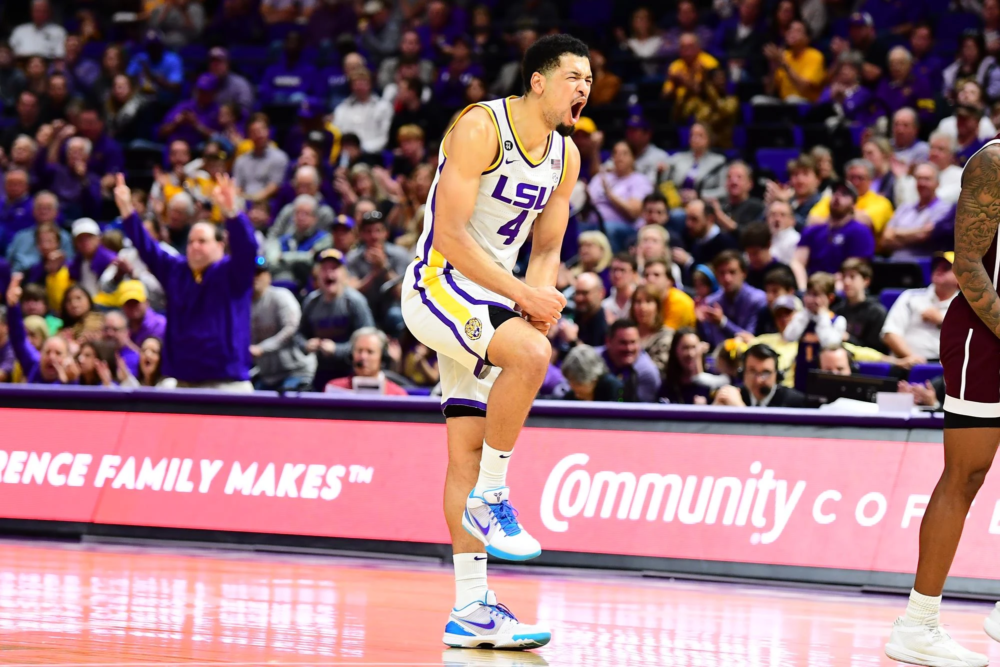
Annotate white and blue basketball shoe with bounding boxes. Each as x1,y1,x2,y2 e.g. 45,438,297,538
443,590,551,650
462,487,541,561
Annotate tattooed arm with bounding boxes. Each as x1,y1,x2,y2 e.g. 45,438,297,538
955,144,1000,339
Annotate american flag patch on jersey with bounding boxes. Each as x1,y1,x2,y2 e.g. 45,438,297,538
551,158,561,170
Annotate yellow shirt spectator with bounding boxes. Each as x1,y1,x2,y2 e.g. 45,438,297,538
162,173,221,223
662,52,719,99
663,287,696,331
808,190,895,236
774,47,826,102
45,266,72,316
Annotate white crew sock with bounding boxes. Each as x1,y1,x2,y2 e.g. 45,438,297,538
475,441,511,497
454,553,488,609
905,589,942,626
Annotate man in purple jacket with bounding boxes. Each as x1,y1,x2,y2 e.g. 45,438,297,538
876,47,935,126
77,108,123,188
698,249,769,347
39,127,102,220
158,74,220,148
114,173,257,392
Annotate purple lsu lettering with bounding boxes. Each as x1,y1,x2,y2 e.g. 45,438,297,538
490,175,551,211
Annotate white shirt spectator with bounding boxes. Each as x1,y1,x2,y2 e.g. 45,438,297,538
333,94,394,153
10,20,65,59
880,285,957,360
770,226,801,265
602,288,632,322
935,114,996,142
937,164,963,204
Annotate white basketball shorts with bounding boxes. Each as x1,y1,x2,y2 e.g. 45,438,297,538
401,259,520,418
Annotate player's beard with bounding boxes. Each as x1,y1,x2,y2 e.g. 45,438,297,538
543,106,575,137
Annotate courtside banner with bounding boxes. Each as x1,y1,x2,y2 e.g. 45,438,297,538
0,408,993,579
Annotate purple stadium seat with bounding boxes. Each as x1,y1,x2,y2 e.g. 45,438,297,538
879,288,905,310
755,148,800,182
939,13,982,41
908,364,944,385
916,257,932,285
857,362,892,377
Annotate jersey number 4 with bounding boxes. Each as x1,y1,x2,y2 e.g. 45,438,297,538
497,210,529,246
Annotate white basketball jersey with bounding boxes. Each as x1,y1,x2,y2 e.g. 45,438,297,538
415,97,568,275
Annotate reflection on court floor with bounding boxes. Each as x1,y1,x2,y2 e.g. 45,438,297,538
0,540,993,666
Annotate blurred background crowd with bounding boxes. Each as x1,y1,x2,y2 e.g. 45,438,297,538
0,0,979,408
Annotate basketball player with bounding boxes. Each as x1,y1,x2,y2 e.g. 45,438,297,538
401,35,589,650
885,142,1000,666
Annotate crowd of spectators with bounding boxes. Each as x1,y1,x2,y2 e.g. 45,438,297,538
0,0,981,410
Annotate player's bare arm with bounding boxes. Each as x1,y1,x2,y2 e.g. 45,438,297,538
434,107,565,324
954,143,1000,339
525,139,581,290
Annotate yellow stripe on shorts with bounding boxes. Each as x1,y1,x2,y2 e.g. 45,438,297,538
421,265,472,325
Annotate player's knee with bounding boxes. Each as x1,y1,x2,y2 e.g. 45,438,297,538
944,462,992,501
518,334,551,376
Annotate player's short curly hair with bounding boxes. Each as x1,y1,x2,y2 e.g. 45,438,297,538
521,34,590,93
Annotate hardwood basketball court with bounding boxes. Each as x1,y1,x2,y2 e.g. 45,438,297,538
0,540,994,666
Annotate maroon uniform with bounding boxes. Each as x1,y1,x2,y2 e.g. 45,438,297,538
942,139,1000,419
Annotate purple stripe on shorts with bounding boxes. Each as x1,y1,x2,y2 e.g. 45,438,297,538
411,261,484,369
443,270,515,312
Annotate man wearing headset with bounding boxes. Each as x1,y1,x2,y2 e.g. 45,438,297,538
713,343,806,408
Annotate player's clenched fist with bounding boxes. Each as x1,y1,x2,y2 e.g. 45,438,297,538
519,286,567,325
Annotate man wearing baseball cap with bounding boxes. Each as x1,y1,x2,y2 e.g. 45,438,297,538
330,214,357,255
573,117,602,181
118,280,166,347
157,73,221,148
300,248,376,390
880,251,959,364
68,218,116,297
208,47,254,113
793,180,875,282
346,210,410,329
846,12,886,85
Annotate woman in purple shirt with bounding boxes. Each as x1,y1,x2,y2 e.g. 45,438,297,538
586,141,653,252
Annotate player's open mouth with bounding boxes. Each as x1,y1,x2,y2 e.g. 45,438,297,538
571,100,586,124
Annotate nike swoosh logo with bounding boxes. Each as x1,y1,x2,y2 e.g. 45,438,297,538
505,159,516,164
462,618,496,630
467,509,490,536
474,556,487,561
498,454,511,458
